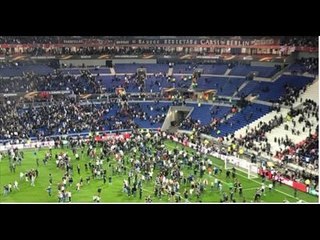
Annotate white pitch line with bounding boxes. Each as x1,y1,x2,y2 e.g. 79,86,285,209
165,142,307,203
234,170,305,202
242,187,260,191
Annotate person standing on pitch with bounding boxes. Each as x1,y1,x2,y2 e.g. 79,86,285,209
49,173,53,184
77,164,81,175
139,187,143,200
238,182,243,197
47,184,52,196
232,167,236,179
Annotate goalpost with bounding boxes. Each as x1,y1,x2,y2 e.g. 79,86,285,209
224,156,259,179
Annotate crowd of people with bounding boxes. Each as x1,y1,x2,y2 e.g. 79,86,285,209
0,43,186,57
0,98,135,140
221,99,318,181
175,131,318,194
1,126,318,202
278,133,318,171
0,70,103,94
0,67,178,95
1,36,318,48
280,36,318,48
289,57,318,75
0,36,62,44
0,50,318,202
278,84,305,106
0,96,173,141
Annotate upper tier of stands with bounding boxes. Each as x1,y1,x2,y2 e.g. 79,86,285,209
172,64,228,75
194,77,246,96
114,64,168,74
0,64,54,77
0,63,316,105
236,75,314,101
228,65,279,78
286,58,318,75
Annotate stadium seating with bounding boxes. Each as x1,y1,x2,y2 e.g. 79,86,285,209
212,104,271,137
0,64,54,77
229,65,279,78
195,77,246,96
237,75,314,101
0,63,317,146
173,64,228,75
186,104,231,125
114,64,168,74
197,64,228,75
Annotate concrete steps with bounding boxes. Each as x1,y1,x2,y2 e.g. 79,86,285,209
110,67,116,75
167,67,173,76
224,68,232,76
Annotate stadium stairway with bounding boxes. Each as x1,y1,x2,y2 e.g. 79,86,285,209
224,68,232,76
110,67,116,75
232,80,250,97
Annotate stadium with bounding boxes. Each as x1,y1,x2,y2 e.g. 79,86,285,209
0,36,318,203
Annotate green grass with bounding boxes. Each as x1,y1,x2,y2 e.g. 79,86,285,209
0,140,318,203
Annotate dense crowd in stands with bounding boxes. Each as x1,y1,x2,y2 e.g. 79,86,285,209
1,36,318,57
289,57,318,75
0,96,172,141
278,85,304,106
280,36,318,47
1,69,190,94
224,99,318,171
275,99,318,159
0,36,61,44
279,133,318,170
0,45,184,56
1,36,318,47
59,46,181,56
0,71,102,94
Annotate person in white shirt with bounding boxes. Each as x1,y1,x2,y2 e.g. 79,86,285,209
76,182,81,191
93,195,101,202
68,191,72,202
31,175,35,186
13,181,19,190
214,178,218,188
8,183,12,192
261,184,266,196
218,182,223,192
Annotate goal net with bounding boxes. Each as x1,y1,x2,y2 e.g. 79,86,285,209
224,156,259,179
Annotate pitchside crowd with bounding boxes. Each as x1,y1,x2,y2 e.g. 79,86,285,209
2,129,312,203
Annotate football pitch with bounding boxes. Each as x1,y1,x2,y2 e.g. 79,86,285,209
0,140,318,203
